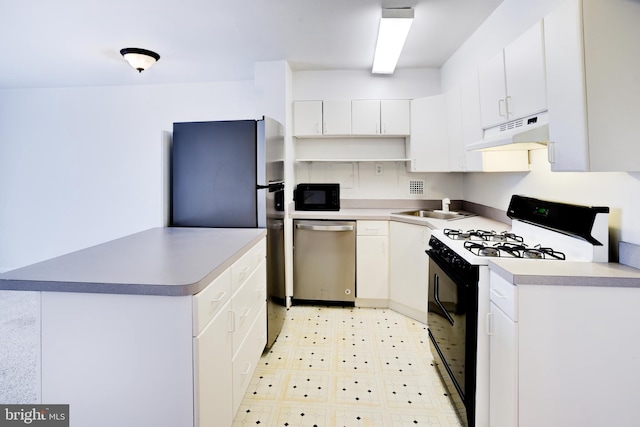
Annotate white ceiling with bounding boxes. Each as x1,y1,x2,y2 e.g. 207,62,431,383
0,0,503,89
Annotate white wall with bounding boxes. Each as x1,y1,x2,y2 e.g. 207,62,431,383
293,68,441,100
292,68,464,201
0,81,257,271
442,0,640,254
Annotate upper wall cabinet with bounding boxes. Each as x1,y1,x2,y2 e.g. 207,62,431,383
545,0,640,171
323,100,352,135
478,21,547,129
352,99,411,136
293,99,410,138
447,78,530,173
407,95,449,172
293,100,351,136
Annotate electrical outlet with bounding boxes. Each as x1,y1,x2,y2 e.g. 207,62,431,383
374,163,383,176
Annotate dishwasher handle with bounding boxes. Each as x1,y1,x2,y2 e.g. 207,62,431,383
295,223,355,232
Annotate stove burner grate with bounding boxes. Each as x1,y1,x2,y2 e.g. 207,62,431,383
444,228,524,243
463,241,566,260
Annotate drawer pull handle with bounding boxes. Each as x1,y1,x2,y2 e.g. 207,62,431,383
228,310,235,333
210,291,226,303
490,288,506,299
241,362,252,376
486,313,494,335
239,266,250,279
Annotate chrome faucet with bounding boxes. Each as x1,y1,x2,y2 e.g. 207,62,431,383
442,198,451,212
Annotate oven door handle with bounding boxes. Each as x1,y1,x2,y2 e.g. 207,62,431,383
433,273,455,326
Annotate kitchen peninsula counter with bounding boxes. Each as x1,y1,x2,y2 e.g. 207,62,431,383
0,227,266,296
0,227,268,427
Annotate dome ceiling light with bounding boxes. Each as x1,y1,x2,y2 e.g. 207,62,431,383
119,48,160,73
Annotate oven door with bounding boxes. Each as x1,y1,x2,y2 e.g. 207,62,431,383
428,256,468,400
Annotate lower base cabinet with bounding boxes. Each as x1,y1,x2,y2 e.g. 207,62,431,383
388,221,431,322
488,270,640,427
194,300,234,427
40,238,267,427
488,301,518,427
195,245,267,427
356,221,389,305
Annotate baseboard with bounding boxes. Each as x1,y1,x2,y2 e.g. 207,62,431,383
388,300,427,324
354,298,389,308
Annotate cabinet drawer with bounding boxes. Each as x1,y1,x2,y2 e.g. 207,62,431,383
231,238,266,293
232,303,267,415
489,270,518,321
193,301,233,427
231,261,266,357
357,220,389,236
192,269,232,336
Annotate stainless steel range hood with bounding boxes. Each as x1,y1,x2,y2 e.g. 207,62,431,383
467,111,549,152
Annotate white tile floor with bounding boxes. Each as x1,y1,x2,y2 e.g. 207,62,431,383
232,305,464,426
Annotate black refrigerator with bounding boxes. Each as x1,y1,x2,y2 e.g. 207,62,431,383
170,117,286,348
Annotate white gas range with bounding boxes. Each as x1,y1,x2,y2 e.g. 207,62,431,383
426,195,609,427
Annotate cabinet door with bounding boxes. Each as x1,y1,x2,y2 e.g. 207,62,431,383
380,99,410,135
293,101,322,136
489,302,518,427
546,0,640,172
356,235,389,300
408,95,449,172
194,301,233,427
444,87,465,172
504,21,547,121
388,221,430,322
459,74,485,171
323,100,351,135
352,99,381,135
478,51,507,129
232,304,266,416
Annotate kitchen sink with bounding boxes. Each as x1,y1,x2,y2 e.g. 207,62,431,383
393,209,476,221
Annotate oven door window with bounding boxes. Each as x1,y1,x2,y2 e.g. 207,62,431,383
428,258,467,397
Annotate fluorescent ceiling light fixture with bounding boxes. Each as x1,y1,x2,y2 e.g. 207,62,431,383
120,48,160,73
372,8,414,74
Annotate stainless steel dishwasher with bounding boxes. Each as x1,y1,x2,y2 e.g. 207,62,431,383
293,219,356,303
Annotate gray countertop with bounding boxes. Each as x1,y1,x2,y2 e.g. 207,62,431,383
0,227,266,296
489,258,640,288
290,207,510,231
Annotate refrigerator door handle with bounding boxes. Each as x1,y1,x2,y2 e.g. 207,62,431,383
256,182,284,192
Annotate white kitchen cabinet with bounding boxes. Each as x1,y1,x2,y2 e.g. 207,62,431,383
193,237,266,426
293,100,322,136
407,95,449,172
194,300,233,427
352,99,381,135
232,304,267,415
487,269,640,427
448,75,531,172
380,99,411,135
544,0,640,171
352,99,410,136
293,100,351,136
295,99,409,137
478,21,547,129
388,221,431,323
231,261,267,358
322,99,351,135
40,237,266,427
487,274,519,427
356,220,389,305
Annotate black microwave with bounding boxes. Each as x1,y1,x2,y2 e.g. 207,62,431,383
294,183,340,211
